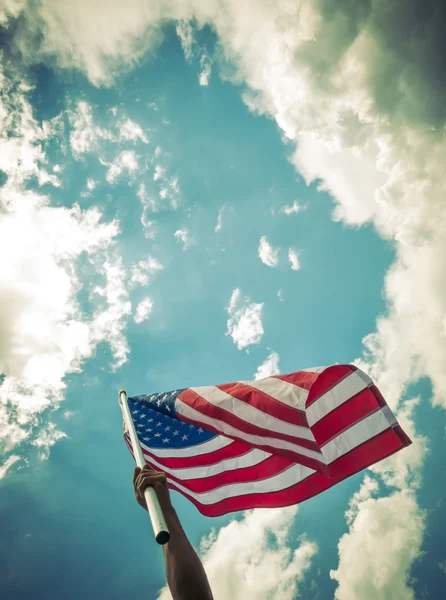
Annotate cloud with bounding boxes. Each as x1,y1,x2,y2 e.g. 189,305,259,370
174,228,193,250
134,298,154,324
258,235,279,268
157,506,317,600
153,165,166,181
0,454,20,480
137,183,158,238
130,255,164,287
214,207,224,232
288,248,300,271
226,289,264,351
69,101,114,157
277,289,284,302
199,53,212,86
86,178,97,191
330,488,426,600
254,351,280,380
119,118,149,143
105,150,139,183
280,201,301,215
90,254,132,369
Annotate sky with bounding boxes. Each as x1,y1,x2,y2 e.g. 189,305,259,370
0,1,445,599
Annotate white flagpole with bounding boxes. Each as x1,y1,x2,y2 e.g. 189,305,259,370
119,389,170,545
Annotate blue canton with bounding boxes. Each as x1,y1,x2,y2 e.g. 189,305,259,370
128,393,216,449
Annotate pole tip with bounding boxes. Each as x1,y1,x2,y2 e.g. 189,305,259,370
118,389,127,404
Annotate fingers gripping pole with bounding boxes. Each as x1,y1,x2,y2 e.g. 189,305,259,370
119,390,170,545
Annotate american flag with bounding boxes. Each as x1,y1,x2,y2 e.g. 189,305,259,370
123,364,411,517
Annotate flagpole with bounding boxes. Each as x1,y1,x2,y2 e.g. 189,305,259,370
119,389,170,545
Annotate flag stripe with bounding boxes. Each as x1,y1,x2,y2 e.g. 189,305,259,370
186,385,318,445
217,381,310,428
164,426,407,516
312,386,384,445
126,434,254,469
306,368,372,426
322,406,396,464
238,377,309,413
176,390,328,471
137,443,274,482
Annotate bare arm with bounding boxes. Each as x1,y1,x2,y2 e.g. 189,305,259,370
133,465,214,600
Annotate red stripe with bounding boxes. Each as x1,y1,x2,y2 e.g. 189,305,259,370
218,381,309,428
171,425,408,517
273,370,319,391
179,388,318,450
306,364,356,408
311,386,382,447
177,389,327,474
124,433,254,469
161,454,293,494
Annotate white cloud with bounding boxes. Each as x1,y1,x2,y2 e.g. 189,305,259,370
90,254,132,369
157,506,317,600
137,183,158,238
134,298,154,323
174,228,193,250
330,489,426,600
153,165,166,181
258,235,279,268
277,289,284,302
280,201,301,215
69,101,114,157
226,289,264,351
0,454,20,480
86,178,97,191
130,255,164,287
105,150,139,183
199,53,212,86
31,422,67,461
176,20,195,63
254,351,280,380
214,206,224,232
288,248,300,271
119,118,148,143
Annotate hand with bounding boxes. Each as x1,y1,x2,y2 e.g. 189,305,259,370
133,464,173,513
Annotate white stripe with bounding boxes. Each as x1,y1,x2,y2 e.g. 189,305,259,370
141,448,272,481
138,434,234,458
306,369,373,427
166,462,315,505
241,377,309,411
175,399,326,463
322,407,397,464
190,385,314,441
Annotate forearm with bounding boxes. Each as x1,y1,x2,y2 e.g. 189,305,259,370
162,505,213,600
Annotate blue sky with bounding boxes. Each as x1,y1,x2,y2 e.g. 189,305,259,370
1,4,445,600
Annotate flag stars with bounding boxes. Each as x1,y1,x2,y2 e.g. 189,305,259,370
156,422,162,428
181,434,188,441
154,433,161,438
198,428,204,434
172,431,179,436
145,428,153,433
162,437,170,443
165,425,171,431
143,437,150,441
